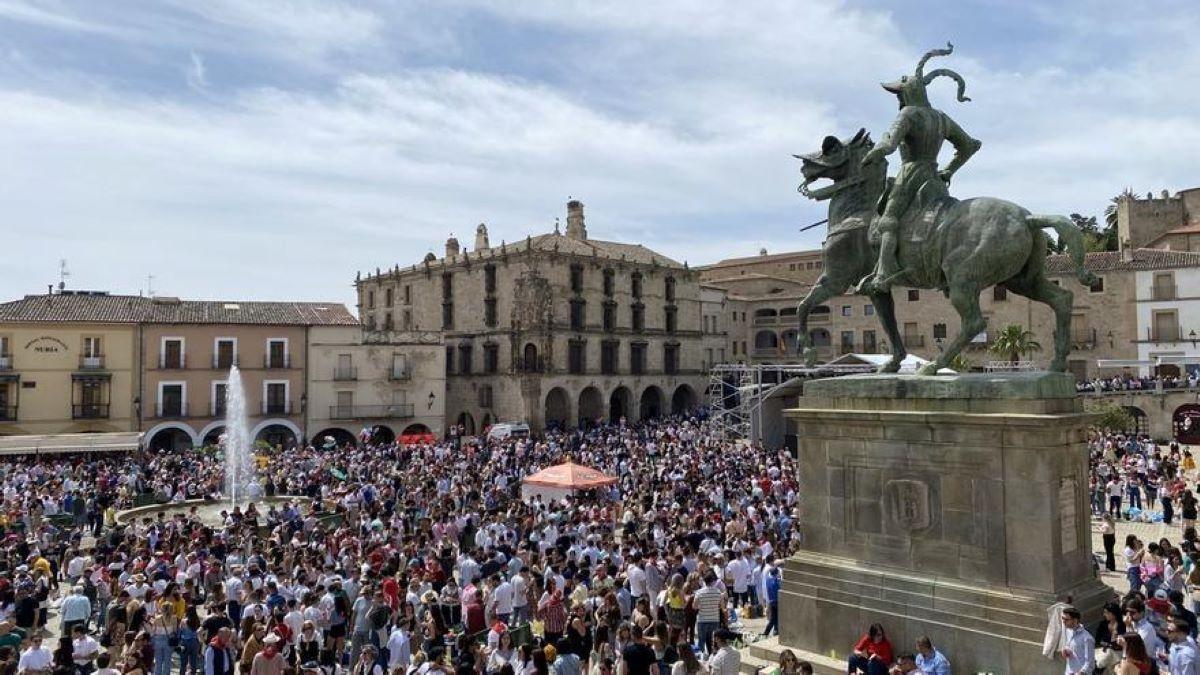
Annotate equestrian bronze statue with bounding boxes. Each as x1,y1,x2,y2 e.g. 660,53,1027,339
793,44,1095,376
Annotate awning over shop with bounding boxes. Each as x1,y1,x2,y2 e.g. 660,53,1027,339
0,432,143,455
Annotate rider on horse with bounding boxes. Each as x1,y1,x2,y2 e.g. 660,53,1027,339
857,43,981,295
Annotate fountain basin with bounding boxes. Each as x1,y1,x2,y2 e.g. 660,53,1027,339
115,496,309,527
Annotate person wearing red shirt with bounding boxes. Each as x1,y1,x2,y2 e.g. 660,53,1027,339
848,623,893,675
463,589,486,635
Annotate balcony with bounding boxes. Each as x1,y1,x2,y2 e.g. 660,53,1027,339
903,335,926,348
754,316,778,326
1071,328,1096,349
264,354,291,369
155,402,189,419
0,355,10,370
262,400,293,415
158,354,186,369
1145,327,1184,343
333,366,358,381
1151,284,1177,301
808,313,830,324
0,406,15,421
212,356,238,370
73,404,110,419
388,368,411,381
328,403,414,420
78,354,105,370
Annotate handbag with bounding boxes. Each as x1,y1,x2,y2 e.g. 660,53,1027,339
1095,646,1121,670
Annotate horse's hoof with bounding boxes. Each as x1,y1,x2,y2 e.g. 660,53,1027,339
879,361,901,374
803,348,818,367
916,363,940,376
1049,360,1066,372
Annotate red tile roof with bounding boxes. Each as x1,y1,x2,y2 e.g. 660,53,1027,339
0,294,357,325
1045,248,1200,275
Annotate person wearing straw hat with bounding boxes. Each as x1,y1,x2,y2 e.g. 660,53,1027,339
250,633,284,675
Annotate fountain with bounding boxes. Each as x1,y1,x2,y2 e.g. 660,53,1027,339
223,365,255,507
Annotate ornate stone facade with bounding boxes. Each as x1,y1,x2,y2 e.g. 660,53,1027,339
354,200,707,433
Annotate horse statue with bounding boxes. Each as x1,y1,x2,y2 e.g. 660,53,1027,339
793,128,1096,375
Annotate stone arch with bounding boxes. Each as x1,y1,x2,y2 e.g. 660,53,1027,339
640,386,664,420
754,330,779,350
144,422,198,450
250,419,302,448
481,413,494,432
579,386,604,427
522,343,540,372
545,387,571,429
609,386,632,423
781,329,800,354
455,412,476,436
671,384,697,416
312,427,356,448
809,328,831,346
198,421,227,448
401,423,431,436
1122,406,1148,437
370,424,396,444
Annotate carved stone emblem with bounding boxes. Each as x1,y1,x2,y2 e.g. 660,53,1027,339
885,478,931,531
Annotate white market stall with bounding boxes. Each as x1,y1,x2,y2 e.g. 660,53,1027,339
521,461,617,503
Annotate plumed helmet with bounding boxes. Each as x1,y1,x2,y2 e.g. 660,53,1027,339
881,42,971,108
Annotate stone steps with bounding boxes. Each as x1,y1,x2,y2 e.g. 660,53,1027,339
738,637,844,675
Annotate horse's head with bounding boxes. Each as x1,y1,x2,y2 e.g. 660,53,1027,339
795,128,877,201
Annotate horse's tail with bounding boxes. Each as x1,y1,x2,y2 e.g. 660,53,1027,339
1027,214,1098,287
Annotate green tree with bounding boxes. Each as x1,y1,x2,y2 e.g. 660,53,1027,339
1093,402,1134,433
1104,187,1137,231
989,324,1042,365
1047,213,1116,254
949,352,972,373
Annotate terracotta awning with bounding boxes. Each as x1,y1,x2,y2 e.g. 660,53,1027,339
522,461,617,489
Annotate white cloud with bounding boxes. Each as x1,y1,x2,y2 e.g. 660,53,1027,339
186,51,207,91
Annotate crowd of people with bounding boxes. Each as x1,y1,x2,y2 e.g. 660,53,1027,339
0,414,807,675
1077,374,1200,394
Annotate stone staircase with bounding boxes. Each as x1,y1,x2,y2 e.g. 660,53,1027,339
737,637,844,675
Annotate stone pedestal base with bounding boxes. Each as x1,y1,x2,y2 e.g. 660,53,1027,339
779,373,1111,675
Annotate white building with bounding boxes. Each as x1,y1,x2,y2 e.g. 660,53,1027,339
1135,261,1200,376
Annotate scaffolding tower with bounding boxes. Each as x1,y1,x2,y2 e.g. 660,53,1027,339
706,362,874,442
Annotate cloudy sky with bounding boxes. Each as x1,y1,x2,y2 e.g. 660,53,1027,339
0,1,1197,309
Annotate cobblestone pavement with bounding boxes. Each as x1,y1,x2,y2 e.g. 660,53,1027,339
1089,510,1188,595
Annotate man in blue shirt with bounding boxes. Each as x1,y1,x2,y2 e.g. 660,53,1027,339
914,636,950,675
759,567,781,638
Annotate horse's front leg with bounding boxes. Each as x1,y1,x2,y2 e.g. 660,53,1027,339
869,291,906,372
797,274,848,366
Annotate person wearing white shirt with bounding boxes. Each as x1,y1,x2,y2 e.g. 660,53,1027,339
1165,618,1200,675
491,577,514,624
1127,600,1164,658
18,636,53,675
72,625,101,675
1060,607,1094,675
386,625,411,672
627,558,647,601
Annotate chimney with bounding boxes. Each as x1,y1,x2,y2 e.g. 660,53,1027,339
475,223,490,251
445,235,460,258
1121,242,1134,263
566,200,587,240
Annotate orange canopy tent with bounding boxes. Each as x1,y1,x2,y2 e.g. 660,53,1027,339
521,461,617,502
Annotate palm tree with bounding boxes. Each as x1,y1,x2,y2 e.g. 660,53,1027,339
989,324,1042,365
1104,187,1136,231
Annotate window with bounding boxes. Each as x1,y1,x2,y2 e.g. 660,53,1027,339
479,385,493,408
630,343,646,375
663,344,679,375
665,306,677,334
933,323,948,340
631,303,645,333
485,298,497,327
731,311,737,323
266,339,288,369
75,379,108,419
1089,276,1104,293
601,340,619,374
385,287,393,307
1153,273,1176,300
1153,310,1180,342
367,289,375,309
603,302,616,332
384,312,393,330
82,337,103,369
570,264,584,293
570,300,586,331
158,382,186,418
483,344,499,374
631,273,643,299
789,264,796,271
907,289,920,302
391,353,409,380
840,331,855,353
335,353,355,380
445,347,454,375
841,305,852,317
442,302,454,329
603,269,614,297
403,310,412,330
665,277,676,303
485,265,497,295
568,340,586,374
458,344,473,375
864,305,874,316
993,286,1007,302
863,330,877,353
215,338,236,369
264,382,288,415
366,314,376,330
335,391,354,418
161,338,184,369
442,272,453,300
404,285,411,304
212,382,227,417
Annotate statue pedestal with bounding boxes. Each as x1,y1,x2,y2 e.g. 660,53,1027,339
779,373,1110,674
